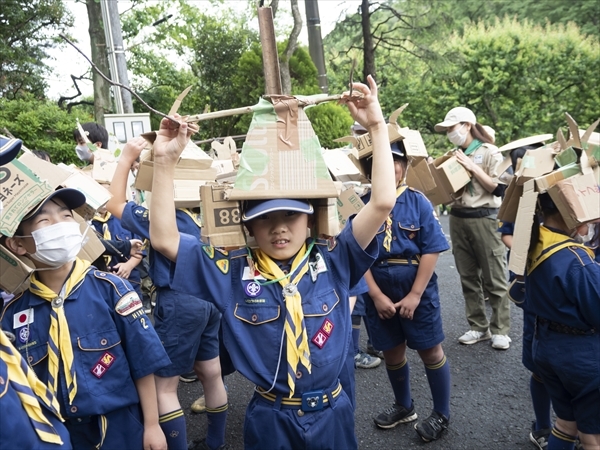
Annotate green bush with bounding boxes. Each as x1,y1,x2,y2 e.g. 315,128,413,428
0,95,93,164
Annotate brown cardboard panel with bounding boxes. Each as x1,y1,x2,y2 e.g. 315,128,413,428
336,188,365,229
200,184,246,248
547,168,600,229
508,180,539,276
497,177,523,223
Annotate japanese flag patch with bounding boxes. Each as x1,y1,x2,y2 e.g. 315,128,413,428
13,309,34,329
115,292,143,316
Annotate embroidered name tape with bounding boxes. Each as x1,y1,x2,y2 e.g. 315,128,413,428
115,292,143,316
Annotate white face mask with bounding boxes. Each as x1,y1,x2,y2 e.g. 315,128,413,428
28,222,84,267
447,124,467,147
571,223,596,244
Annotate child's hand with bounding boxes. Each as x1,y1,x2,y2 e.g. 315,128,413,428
340,74,386,133
371,292,397,320
129,239,144,256
394,292,421,320
122,136,147,164
143,423,167,450
153,114,198,164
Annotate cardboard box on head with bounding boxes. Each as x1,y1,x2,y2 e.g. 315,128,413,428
227,96,339,201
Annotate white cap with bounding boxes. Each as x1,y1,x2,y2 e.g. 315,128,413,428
482,125,496,143
434,107,477,132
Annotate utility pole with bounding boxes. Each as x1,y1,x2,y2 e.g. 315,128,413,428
304,0,328,93
100,0,134,114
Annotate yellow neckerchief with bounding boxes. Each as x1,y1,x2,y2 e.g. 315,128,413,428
253,244,311,396
178,208,203,229
527,226,595,275
93,212,112,265
383,184,408,252
0,331,64,444
29,258,92,404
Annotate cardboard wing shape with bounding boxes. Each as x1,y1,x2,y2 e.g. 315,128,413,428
227,96,338,201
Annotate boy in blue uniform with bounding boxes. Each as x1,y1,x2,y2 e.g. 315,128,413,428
148,76,396,449
0,136,71,449
362,142,452,442
92,203,145,299
106,137,229,450
1,188,170,450
526,194,599,450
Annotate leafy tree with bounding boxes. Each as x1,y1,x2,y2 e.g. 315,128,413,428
0,95,93,164
383,18,600,152
0,0,73,99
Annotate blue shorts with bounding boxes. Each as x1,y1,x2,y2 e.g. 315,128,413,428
363,264,445,351
521,310,537,373
153,288,221,377
66,404,143,449
243,386,357,450
532,326,600,433
351,293,366,317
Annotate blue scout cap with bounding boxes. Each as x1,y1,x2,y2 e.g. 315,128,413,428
22,188,87,221
391,141,405,159
242,199,314,222
0,137,22,166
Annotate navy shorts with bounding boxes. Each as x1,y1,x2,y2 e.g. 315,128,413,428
153,289,221,377
533,326,600,433
352,293,366,317
364,264,445,351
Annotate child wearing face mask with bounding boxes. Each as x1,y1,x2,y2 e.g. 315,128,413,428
525,194,600,450
1,188,170,450
72,122,109,164
434,107,511,351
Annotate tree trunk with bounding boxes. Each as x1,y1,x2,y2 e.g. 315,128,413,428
361,0,376,81
280,0,302,94
86,0,111,123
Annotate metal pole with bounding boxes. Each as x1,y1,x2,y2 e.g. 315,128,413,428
106,0,134,113
257,7,283,95
100,0,123,114
305,0,328,93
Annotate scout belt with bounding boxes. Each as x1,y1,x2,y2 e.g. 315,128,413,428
536,317,597,336
376,256,420,266
450,207,498,219
255,382,342,412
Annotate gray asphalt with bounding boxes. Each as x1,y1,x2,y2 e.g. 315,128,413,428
180,215,537,450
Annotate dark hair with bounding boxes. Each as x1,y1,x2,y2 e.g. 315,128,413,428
510,143,544,172
528,193,560,252
470,123,494,145
73,122,109,149
32,150,51,162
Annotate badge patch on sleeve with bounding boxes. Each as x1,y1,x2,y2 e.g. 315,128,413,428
115,292,143,316
216,259,229,274
203,246,215,259
91,351,116,379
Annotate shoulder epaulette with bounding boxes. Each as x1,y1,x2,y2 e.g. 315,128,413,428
93,270,133,298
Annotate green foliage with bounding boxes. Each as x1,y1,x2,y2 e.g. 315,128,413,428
0,0,73,99
0,95,93,165
305,102,354,149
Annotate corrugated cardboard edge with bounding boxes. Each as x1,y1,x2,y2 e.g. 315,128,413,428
508,179,538,276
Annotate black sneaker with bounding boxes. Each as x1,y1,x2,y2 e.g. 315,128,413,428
529,426,551,449
414,410,449,442
374,402,418,429
179,371,199,383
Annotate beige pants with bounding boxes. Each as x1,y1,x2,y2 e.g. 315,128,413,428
449,215,510,335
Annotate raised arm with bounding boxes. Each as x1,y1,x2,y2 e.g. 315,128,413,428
107,136,146,219
342,75,396,249
149,116,197,261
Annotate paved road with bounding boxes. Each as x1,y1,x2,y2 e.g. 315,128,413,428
179,215,537,449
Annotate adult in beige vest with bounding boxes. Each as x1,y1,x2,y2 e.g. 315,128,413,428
434,107,511,350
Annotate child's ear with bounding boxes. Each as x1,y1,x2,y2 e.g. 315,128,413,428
5,237,28,256
94,141,103,148
244,222,254,237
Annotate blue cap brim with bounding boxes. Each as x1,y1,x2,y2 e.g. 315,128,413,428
242,199,314,222
22,188,87,221
391,141,405,158
0,138,22,166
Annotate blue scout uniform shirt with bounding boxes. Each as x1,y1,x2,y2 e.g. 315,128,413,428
0,354,72,449
121,202,201,288
0,269,170,418
170,219,377,395
497,220,514,236
525,226,600,331
363,187,449,258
